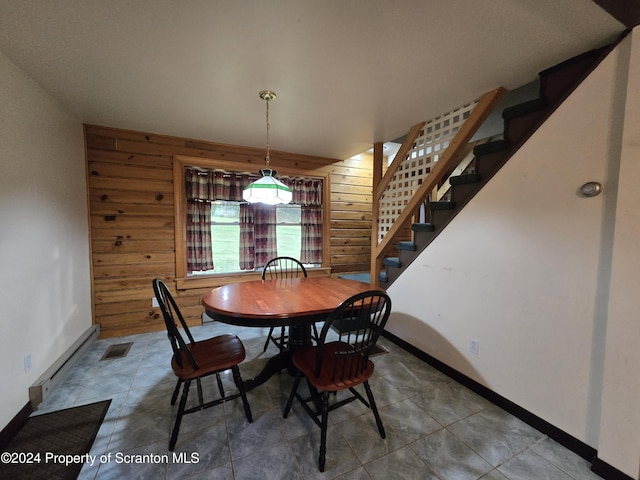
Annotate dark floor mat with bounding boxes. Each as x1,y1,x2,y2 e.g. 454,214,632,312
0,399,111,480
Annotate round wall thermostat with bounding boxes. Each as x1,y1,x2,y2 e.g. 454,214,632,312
580,182,602,197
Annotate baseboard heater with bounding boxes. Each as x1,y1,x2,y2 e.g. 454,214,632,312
29,325,100,409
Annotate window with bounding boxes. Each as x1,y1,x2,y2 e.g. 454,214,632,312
174,158,327,283
191,202,314,275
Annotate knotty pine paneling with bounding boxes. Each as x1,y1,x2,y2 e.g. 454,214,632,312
85,125,373,338
88,162,174,181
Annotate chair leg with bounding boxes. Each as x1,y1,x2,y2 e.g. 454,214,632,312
170,379,183,405
311,323,319,343
232,366,253,423
319,391,329,472
169,379,190,451
364,381,385,439
215,372,225,398
263,326,276,352
283,375,302,418
196,378,204,407
278,326,286,352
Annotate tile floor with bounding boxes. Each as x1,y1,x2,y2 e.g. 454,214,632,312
33,321,603,480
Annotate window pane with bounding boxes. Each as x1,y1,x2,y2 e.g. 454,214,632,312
276,225,300,259
209,201,240,273
211,224,240,273
211,201,239,223
276,205,301,259
276,204,301,224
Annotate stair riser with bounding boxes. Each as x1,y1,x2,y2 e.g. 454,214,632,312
399,249,418,265
413,230,436,249
430,207,457,228
539,49,602,105
503,109,547,146
475,151,508,179
429,201,455,211
451,182,481,206
384,266,401,285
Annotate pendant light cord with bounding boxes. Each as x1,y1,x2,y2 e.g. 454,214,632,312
265,96,271,167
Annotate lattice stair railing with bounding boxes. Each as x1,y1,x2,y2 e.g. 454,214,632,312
371,87,506,285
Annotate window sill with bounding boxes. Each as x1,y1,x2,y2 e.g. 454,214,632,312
175,267,332,291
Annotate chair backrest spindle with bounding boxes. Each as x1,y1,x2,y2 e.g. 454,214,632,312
315,291,391,382
152,278,200,371
262,256,308,280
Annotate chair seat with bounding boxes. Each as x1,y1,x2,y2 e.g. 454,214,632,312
292,341,374,391
171,334,246,380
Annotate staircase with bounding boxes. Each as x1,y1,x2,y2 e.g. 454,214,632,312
379,41,618,286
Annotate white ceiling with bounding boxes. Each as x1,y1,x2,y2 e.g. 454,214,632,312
0,0,624,160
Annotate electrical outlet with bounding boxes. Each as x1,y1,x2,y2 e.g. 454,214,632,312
24,353,32,373
469,339,479,355
152,297,159,307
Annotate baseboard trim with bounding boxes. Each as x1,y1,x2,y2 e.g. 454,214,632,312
0,401,32,451
29,324,100,408
592,457,635,480
382,330,597,462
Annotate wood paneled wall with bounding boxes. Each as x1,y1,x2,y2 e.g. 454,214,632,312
85,125,373,338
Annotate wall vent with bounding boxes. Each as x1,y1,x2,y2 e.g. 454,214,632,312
100,342,133,361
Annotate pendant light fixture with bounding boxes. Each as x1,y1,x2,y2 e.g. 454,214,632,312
242,90,292,205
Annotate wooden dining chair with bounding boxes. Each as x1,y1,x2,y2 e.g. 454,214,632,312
152,278,253,450
282,290,392,472
261,256,318,352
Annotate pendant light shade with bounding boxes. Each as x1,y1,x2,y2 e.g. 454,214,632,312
243,90,292,205
242,168,293,205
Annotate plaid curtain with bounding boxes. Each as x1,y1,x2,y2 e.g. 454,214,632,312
186,201,214,271
185,168,253,271
185,168,250,201
286,178,323,206
301,207,323,264
254,204,277,268
285,178,323,264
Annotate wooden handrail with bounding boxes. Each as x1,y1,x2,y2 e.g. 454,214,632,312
371,86,506,284
375,121,426,199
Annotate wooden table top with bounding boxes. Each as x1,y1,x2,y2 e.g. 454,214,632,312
202,277,384,327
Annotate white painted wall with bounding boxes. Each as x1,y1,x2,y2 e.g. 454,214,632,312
0,51,91,429
596,28,640,479
387,31,639,478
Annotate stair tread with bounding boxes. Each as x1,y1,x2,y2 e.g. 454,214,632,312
449,173,481,185
397,241,417,251
473,139,510,157
383,257,401,268
412,223,435,232
502,98,546,120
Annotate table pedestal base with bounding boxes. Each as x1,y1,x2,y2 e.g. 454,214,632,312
244,323,314,391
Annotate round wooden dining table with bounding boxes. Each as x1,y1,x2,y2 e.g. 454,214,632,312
202,276,384,390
